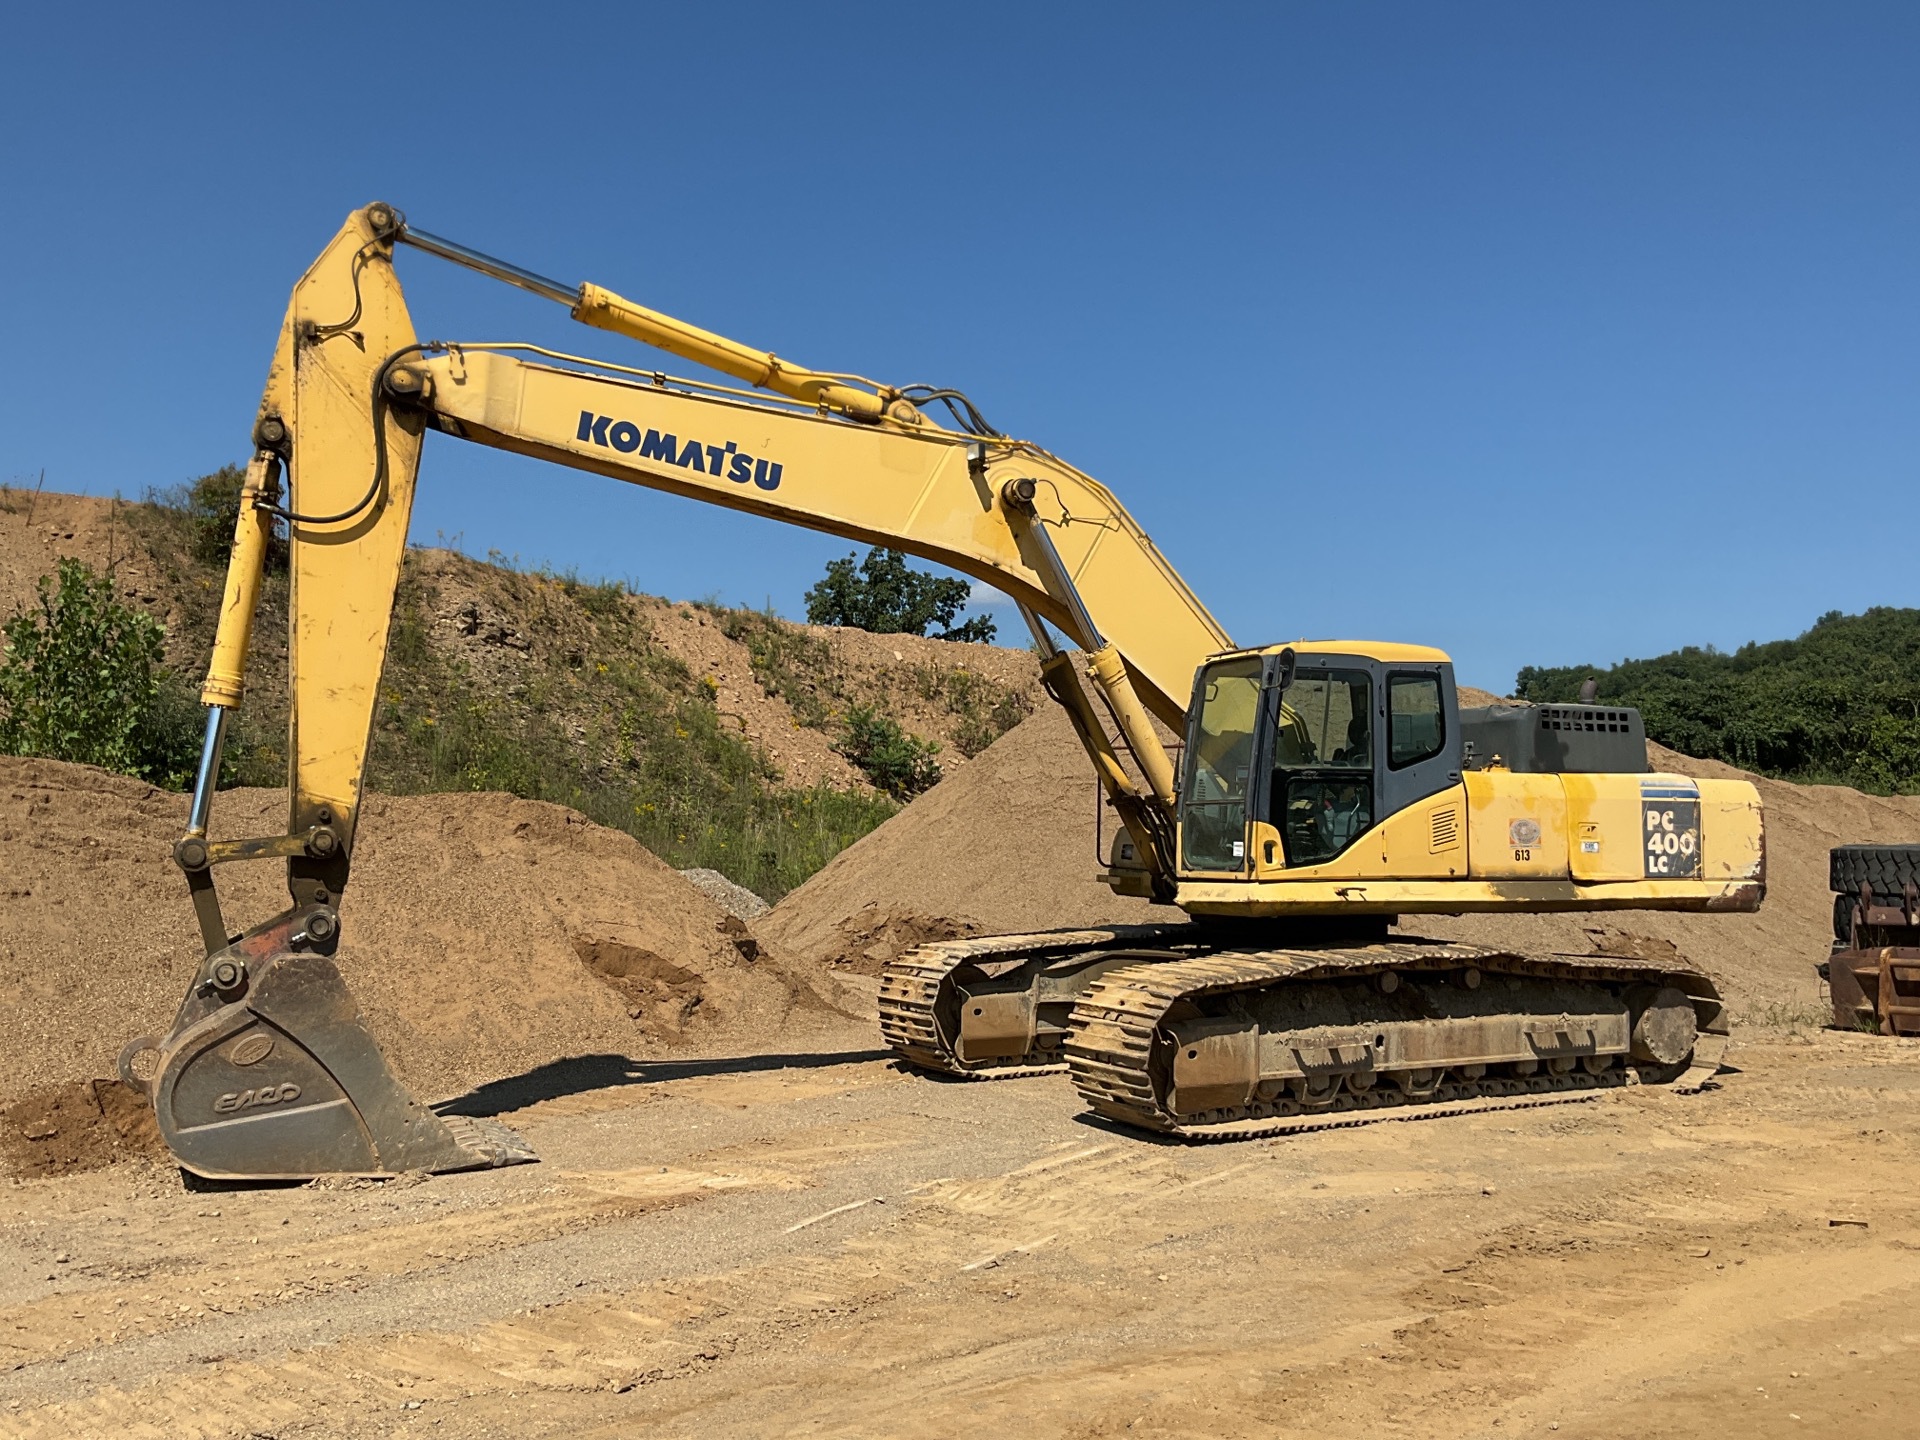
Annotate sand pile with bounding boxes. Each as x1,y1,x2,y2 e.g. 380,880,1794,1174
0,756,826,1173
752,704,1179,973
756,705,1920,1017
1418,742,1920,1015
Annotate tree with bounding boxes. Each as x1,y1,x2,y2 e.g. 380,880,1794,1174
1514,606,1920,794
804,548,996,643
0,558,201,788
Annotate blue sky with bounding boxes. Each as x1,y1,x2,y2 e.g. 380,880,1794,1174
2,3,1914,692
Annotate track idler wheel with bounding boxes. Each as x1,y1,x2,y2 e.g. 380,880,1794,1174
126,907,534,1181
1628,985,1699,1067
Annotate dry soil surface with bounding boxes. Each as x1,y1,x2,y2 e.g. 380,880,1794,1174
3,1017,1918,1439
0,757,835,1156
757,704,1920,1022
753,704,1181,974
0,492,168,632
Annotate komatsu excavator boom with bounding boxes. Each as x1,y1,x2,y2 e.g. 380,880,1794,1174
125,204,1765,1178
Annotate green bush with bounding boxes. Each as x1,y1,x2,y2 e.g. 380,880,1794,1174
716,606,839,729
0,558,203,788
1516,607,1920,794
176,464,288,572
805,547,996,642
836,703,942,799
912,662,1033,757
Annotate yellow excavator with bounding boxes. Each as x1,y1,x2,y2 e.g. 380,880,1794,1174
121,203,1765,1177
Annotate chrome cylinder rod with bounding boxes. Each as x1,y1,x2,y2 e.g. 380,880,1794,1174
395,223,579,308
186,705,229,837
1022,508,1106,652
1018,603,1064,660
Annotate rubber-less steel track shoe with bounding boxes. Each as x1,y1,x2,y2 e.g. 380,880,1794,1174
1066,939,1727,1140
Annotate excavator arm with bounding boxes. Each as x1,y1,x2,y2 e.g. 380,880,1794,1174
129,203,1229,1178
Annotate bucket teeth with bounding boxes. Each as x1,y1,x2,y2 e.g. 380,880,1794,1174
435,1114,540,1168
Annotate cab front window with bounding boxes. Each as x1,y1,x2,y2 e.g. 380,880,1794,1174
1180,657,1263,871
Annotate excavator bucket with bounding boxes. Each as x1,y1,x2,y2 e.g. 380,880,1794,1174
123,909,534,1180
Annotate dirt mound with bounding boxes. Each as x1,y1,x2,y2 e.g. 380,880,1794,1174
753,704,1180,970
1415,741,1920,1018
0,756,828,1166
758,703,1920,1020
0,490,169,628
0,1078,164,1179
808,905,986,977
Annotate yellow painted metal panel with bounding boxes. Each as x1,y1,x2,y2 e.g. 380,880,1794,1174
1699,778,1766,882
1464,772,1569,879
1560,773,1646,882
1248,821,1285,876
423,349,1228,729
282,214,425,847
1240,640,1454,664
1381,782,1468,879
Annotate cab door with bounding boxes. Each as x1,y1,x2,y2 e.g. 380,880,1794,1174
1247,659,1466,880
1256,662,1378,872
1177,656,1264,875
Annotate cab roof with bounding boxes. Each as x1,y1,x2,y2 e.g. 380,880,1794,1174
1213,640,1455,666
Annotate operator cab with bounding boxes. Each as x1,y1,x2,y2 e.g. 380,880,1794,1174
1178,643,1461,876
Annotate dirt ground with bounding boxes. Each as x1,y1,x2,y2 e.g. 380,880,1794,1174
8,496,1920,1434
753,704,1182,971
3,1007,1918,1439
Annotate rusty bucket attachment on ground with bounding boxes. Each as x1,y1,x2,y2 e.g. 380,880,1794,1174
122,906,535,1180
1825,846,1920,1035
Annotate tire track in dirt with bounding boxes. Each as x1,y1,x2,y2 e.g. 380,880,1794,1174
7,1039,1920,1439
0,1130,1237,1437
0,1167,785,1376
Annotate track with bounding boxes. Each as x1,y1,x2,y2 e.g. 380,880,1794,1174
875,925,1196,1078
1065,941,1729,1139
880,930,1728,1141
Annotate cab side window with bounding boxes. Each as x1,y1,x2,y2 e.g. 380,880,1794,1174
1388,674,1444,769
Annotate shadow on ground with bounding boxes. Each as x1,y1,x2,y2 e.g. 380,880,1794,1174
435,1048,896,1118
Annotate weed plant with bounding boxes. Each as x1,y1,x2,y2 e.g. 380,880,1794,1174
833,703,943,800
0,558,202,787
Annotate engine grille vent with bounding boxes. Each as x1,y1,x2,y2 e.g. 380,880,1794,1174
1430,806,1461,853
1538,705,1635,734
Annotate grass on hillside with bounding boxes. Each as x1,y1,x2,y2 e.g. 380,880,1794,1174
716,605,1032,759
369,564,894,896
110,480,899,898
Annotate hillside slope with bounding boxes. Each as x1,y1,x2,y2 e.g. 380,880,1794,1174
0,487,1041,897
759,706,1920,1020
